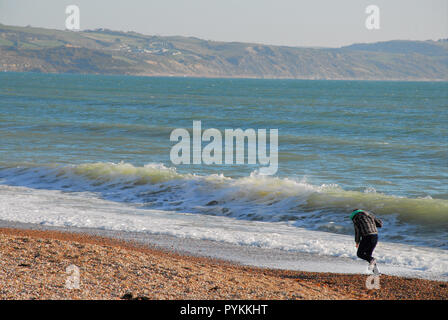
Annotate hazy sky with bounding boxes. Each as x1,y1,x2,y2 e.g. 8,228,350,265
0,0,446,47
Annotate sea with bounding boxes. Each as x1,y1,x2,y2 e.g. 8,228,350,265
1,72,447,279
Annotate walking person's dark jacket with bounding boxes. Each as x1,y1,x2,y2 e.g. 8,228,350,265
351,210,383,244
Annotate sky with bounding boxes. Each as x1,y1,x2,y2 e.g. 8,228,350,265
0,0,447,47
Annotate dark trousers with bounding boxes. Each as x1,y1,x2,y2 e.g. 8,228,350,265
357,234,378,263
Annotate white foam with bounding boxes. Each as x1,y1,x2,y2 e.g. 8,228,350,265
0,184,447,280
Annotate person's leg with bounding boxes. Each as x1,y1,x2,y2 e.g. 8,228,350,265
357,234,378,263
366,234,378,263
357,237,370,262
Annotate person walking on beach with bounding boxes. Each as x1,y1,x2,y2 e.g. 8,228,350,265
350,209,383,273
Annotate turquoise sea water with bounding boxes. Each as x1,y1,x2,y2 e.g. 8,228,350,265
0,72,447,250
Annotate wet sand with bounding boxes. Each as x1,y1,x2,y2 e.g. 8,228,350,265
0,227,446,300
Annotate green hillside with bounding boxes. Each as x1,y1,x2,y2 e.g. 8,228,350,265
0,24,447,80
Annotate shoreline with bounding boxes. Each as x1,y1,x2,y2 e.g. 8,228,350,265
1,225,447,300
1,220,366,275
1,219,446,282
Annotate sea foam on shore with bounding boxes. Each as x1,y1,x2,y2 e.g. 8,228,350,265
1,183,447,282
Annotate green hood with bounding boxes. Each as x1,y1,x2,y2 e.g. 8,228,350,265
350,209,364,220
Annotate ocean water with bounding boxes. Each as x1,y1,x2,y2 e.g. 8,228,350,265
1,72,447,278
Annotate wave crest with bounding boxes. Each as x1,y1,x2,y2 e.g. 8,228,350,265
72,162,183,185
1,162,447,233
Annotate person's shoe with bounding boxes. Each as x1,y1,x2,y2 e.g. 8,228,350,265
373,263,380,275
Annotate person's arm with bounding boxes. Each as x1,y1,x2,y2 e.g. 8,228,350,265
371,212,383,228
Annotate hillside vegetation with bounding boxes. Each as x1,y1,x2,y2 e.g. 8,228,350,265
1,24,447,80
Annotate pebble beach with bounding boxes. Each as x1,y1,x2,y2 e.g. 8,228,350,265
0,227,446,300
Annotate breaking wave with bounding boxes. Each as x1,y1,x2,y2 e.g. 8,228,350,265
1,162,447,248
